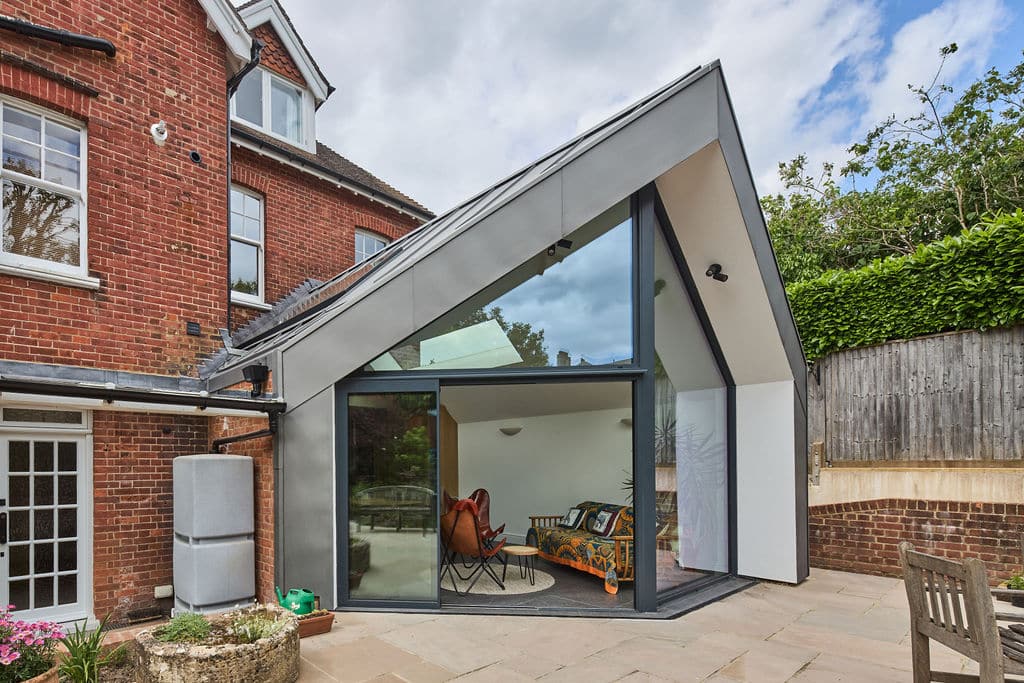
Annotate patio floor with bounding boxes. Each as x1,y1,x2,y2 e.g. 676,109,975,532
297,568,985,682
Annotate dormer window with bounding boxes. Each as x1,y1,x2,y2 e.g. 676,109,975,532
231,68,312,150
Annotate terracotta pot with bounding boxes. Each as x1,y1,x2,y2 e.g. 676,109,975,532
24,664,59,683
298,612,334,639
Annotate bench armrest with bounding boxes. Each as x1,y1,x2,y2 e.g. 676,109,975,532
529,515,562,528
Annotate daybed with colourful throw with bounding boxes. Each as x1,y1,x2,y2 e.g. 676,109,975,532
525,501,634,594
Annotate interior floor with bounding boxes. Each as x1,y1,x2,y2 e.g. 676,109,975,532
441,556,633,610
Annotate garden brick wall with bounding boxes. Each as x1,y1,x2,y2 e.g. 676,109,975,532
209,415,276,604
809,498,1024,585
92,412,209,621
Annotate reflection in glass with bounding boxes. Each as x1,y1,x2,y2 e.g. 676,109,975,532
653,224,728,594
58,575,76,605
58,476,76,505
9,477,29,507
233,70,263,126
35,509,54,540
10,546,29,577
348,392,438,602
9,581,28,612
367,200,633,372
2,180,80,266
9,441,29,472
34,542,53,574
10,511,28,542
58,509,75,538
271,79,301,142
58,541,77,572
34,475,53,506
230,240,259,295
34,577,53,608
35,442,53,471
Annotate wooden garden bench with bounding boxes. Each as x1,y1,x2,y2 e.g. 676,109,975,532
899,541,1024,682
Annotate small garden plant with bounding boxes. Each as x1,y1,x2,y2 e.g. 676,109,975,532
59,615,127,683
229,613,284,644
1007,574,1024,591
153,613,211,644
0,604,65,680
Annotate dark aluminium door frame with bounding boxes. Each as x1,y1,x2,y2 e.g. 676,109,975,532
335,376,442,610
333,186,738,614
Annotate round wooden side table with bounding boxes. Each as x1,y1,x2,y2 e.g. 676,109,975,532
502,545,539,585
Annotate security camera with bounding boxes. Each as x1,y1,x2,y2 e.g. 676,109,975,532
150,121,168,146
705,263,728,282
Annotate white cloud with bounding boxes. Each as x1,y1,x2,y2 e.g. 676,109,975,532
265,0,1009,212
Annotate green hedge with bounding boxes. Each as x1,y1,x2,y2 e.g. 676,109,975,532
787,210,1024,360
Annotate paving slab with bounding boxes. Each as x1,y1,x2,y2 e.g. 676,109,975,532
297,568,977,682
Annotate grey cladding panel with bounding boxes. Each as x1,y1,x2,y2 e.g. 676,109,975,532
280,387,335,605
283,272,416,408
562,73,719,235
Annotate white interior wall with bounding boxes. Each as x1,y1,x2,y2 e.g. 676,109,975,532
736,380,797,583
455,407,632,542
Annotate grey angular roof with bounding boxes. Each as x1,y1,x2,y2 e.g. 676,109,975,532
204,62,710,383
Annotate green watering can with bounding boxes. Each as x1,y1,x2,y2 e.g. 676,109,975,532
275,586,315,615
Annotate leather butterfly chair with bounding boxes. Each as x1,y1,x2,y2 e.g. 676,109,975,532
468,488,505,542
442,490,458,515
440,498,507,595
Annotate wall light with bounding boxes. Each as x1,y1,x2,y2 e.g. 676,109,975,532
705,263,728,282
498,426,523,436
241,364,270,398
619,417,633,427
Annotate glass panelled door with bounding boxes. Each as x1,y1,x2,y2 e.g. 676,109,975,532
340,380,439,606
0,435,89,621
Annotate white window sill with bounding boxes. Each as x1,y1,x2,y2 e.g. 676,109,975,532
0,263,100,290
231,295,272,311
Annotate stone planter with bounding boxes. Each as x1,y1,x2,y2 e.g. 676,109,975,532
135,605,298,683
24,664,58,683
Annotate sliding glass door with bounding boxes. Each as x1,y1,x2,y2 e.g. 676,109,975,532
338,380,439,607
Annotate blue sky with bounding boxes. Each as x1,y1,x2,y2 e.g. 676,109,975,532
264,0,1023,214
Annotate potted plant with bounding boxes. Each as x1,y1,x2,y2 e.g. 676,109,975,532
296,609,335,639
349,536,370,589
997,573,1024,608
0,605,66,682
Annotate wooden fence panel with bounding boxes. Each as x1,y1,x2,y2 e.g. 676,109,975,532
808,324,1024,463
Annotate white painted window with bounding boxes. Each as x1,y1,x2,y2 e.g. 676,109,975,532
355,230,389,264
230,186,264,305
0,98,91,286
231,68,312,150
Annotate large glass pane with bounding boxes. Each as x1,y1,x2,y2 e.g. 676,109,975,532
230,240,259,295
2,180,80,266
270,78,301,142
653,223,728,593
347,391,438,602
233,70,263,126
368,200,633,372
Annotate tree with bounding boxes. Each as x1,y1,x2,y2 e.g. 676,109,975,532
450,306,550,366
765,46,1024,283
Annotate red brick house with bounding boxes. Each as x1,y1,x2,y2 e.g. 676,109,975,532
0,0,430,625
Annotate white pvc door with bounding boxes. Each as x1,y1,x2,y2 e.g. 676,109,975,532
0,435,90,622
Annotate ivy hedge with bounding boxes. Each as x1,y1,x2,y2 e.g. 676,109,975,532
786,210,1024,360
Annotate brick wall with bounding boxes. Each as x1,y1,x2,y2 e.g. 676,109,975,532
209,415,276,604
0,0,232,375
809,499,1024,584
92,411,208,621
230,146,420,326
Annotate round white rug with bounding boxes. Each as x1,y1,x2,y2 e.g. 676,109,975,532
441,567,555,595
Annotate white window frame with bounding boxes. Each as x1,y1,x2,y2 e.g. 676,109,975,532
229,185,265,307
230,68,315,152
0,405,94,625
0,96,95,289
355,229,389,264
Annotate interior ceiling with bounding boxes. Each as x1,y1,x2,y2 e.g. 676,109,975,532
441,382,630,424
656,141,792,387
